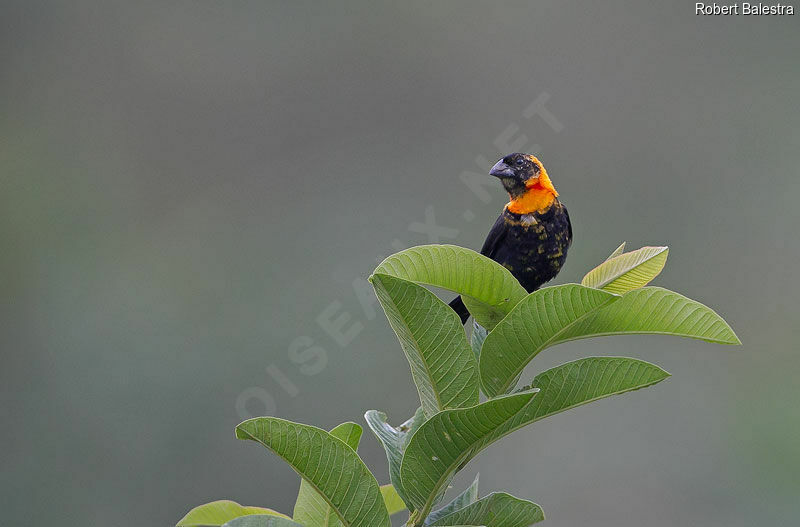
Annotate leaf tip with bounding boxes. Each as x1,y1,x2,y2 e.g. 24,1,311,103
720,322,742,345
234,419,256,440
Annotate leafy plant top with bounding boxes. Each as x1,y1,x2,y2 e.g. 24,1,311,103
179,242,739,527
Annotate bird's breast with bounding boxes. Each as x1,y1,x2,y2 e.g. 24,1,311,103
497,203,572,292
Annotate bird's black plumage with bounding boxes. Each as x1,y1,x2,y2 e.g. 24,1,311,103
450,153,572,324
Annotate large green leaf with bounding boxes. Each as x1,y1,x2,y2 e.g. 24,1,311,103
400,391,538,522
235,418,390,527
582,246,668,294
293,422,363,527
364,407,426,509
177,501,289,526
425,474,480,526
221,516,303,527
380,484,407,515
371,273,480,416
372,245,527,329
479,285,619,397
403,359,668,523
555,287,741,345
406,355,669,524
429,492,544,527
486,357,670,445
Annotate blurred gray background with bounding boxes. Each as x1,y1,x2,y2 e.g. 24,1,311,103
2,1,798,526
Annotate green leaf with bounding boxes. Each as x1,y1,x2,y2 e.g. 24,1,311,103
293,422,363,527
425,474,480,526
372,245,528,329
479,285,620,397
457,357,669,463
380,484,407,515
416,355,667,520
480,286,739,397
235,418,390,527
177,501,289,526
429,492,544,527
364,407,426,509
221,516,303,527
605,241,627,261
556,287,742,345
371,273,480,417
582,246,669,294
402,359,667,523
400,391,538,521
511,357,670,427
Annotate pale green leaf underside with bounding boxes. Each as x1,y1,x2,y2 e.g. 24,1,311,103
479,284,619,397
372,245,527,329
177,501,289,526
380,484,407,515
425,474,480,526
235,418,390,527
372,273,479,417
221,516,303,527
582,246,668,294
430,492,544,527
605,241,627,261
400,391,538,519
293,422,363,527
364,407,426,509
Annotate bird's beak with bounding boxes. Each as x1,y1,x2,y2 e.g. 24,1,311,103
489,160,514,178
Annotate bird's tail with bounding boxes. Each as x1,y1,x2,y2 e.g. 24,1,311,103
449,296,471,325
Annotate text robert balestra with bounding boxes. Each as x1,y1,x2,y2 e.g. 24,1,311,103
696,3,795,14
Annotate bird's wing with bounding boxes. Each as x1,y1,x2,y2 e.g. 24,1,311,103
562,202,573,245
479,213,509,259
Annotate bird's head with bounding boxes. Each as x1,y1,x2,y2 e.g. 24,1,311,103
490,153,558,214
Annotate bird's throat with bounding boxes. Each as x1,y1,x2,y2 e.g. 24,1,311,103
507,183,557,214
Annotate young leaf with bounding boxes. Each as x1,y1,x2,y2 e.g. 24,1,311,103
221,516,303,527
380,484,407,515
177,501,289,527
429,492,544,527
372,245,528,329
605,241,627,261
400,391,538,521
235,418,390,527
582,246,669,294
424,474,480,526
556,287,741,345
371,273,480,416
364,407,426,508
479,285,619,397
293,422,363,527
484,357,670,445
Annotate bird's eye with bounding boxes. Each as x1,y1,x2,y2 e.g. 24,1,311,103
515,158,524,166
